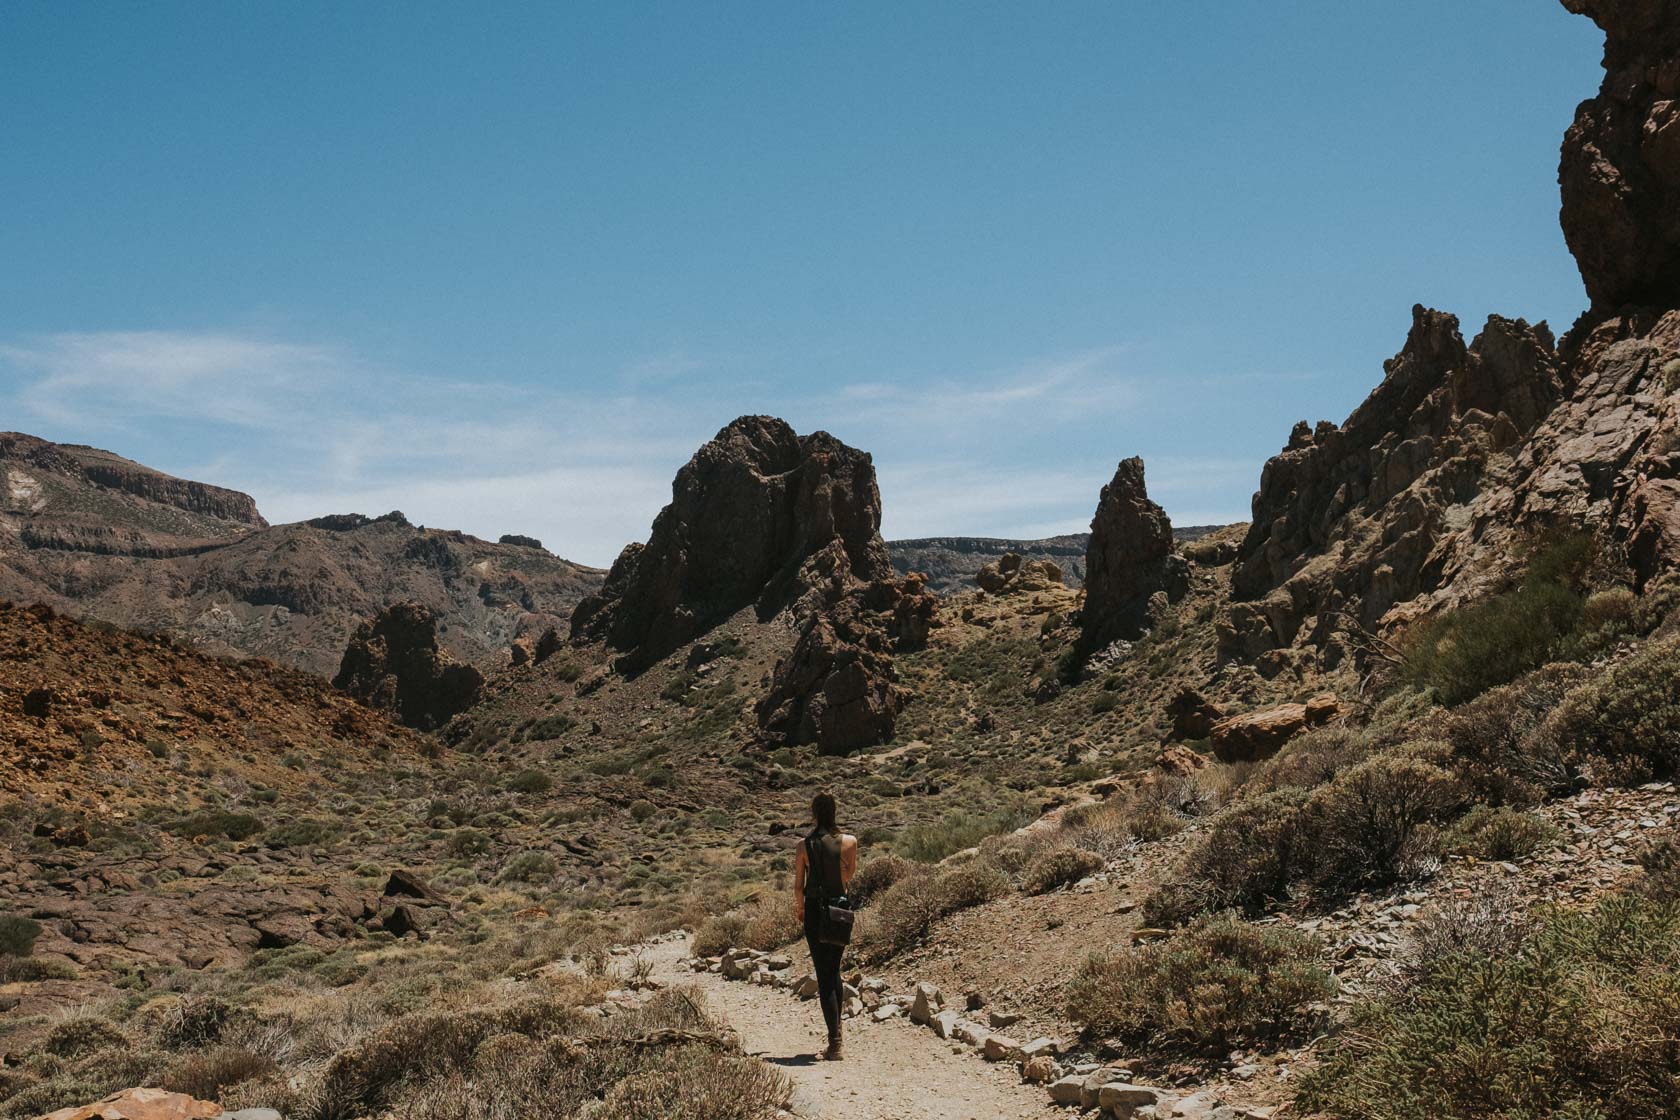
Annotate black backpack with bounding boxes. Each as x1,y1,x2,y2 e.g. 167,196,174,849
805,833,855,947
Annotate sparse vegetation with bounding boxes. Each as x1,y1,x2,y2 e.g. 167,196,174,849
1065,916,1333,1055
1301,896,1680,1120
0,915,41,957
1020,847,1104,894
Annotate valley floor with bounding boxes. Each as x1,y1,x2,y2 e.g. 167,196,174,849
642,935,1060,1120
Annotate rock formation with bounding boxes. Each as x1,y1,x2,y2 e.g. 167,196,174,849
755,541,937,754
333,602,484,730
975,553,1065,595
572,415,893,671
1080,458,1188,649
1219,3,1680,671
1558,0,1680,313
1210,695,1340,763
1222,308,1565,666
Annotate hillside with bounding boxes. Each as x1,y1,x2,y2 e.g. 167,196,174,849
890,526,1228,595
0,433,604,675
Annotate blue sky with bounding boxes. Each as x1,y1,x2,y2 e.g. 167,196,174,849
0,2,1602,566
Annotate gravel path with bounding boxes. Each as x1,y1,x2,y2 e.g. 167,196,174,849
642,935,1062,1120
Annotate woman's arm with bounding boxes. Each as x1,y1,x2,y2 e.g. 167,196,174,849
793,842,807,921
840,835,858,888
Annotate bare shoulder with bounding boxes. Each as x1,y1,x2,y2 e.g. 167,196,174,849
841,833,859,850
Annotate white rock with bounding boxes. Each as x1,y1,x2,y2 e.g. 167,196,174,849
910,981,945,1024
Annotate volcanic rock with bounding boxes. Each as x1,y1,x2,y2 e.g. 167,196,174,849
1081,457,1188,648
333,602,484,730
571,416,893,671
38,1087,222,1120
976,553,1066,594
756,599,906,755
1165,687,1222,741
1558,0,1680,313
1210,694,1339,763
1222,308,1564,663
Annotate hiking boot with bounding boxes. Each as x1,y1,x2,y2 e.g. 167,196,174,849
822,1038,843,1061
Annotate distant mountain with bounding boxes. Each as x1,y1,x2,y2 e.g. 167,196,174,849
890,525,1227,595
0,432,604,675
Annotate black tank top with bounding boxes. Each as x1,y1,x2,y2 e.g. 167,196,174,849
804,827,845,900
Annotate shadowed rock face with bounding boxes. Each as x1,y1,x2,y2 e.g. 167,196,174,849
1222,308,1565,666
333,602,484,730
571,415,892,671
1559,0,1680,312
1081,457,1187,648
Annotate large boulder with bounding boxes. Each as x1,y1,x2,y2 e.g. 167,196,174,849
38,1088,221,1120
1210,694,1339,763
1081,458,1188,648
1558,0,1680,313
571,416,893,671
756,596,907,755
333,602,483,730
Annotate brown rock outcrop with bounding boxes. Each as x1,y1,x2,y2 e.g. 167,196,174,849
1081,457,1188,648
1222,308,1565,663
975,553,1065,595
39,1087,221,1120
1210,695,1339,763
1165,687,1223,741
1558,0,1680,313
756,601,906,755
333,602,484,730
571,416,893,671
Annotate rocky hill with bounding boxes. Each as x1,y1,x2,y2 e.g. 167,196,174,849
0,433,603,675
891,526,1226,595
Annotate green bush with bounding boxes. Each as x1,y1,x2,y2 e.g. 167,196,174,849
1300,895,1680,1120
897,807,1031,863
629,799,657,822
1541,637,1680,784
0,915,41,957
1021,847,1104,894
1443,805,1558,861
1400,534,1596,705
1064,915,1332,1055
506,769,553,794
0,956,76,983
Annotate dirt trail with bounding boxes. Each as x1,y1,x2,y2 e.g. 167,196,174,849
641,936,1061,1120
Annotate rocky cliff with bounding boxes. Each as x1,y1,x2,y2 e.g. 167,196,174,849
0,433,603,675
571,415,894,671
1559,0,1680,313
1221,0,1680,671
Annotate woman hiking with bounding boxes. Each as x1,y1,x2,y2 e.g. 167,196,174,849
793,791,857,1061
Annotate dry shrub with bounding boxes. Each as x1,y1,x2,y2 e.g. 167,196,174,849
1249,726,1372,795
1540,637,1680,784
1442,805,1558,861
692,895,801,958
856,861,1009,961
1440,663,1583,802
1638,830,1680,902
1142,789,1310,925
43,1016,128,1060
161,1044,280,1100
1064,915,1332,1055
1305,744,1464,888
1301,895,1680,1120
847,855,913,907
1021,847,1104,894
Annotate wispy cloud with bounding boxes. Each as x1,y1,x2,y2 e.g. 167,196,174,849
0,326,1261,566
3,331,346,429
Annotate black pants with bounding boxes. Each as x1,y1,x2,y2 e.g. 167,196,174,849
804,911,845,1041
